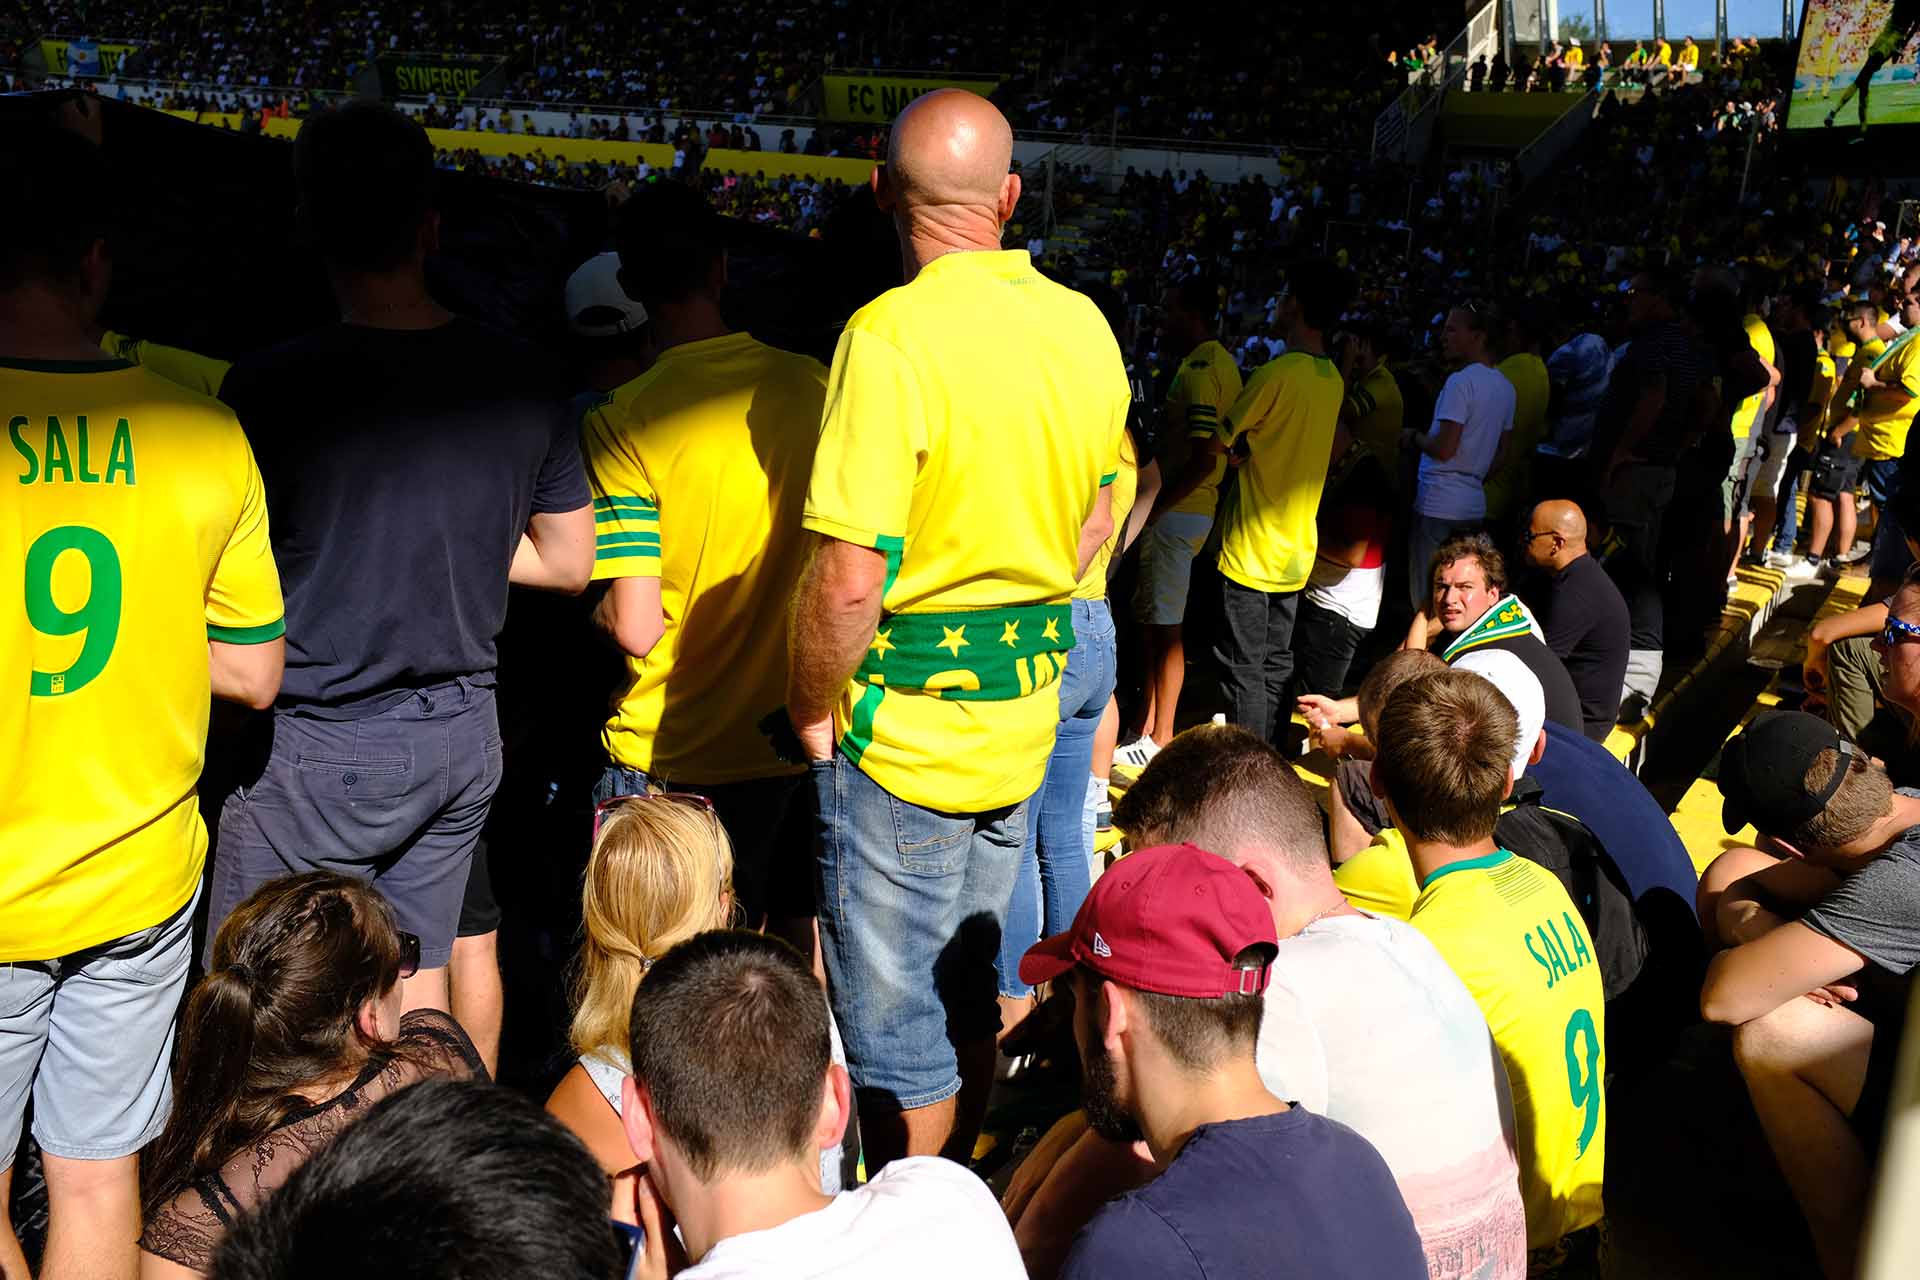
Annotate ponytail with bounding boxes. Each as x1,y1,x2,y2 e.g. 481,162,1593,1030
142,967,260,1216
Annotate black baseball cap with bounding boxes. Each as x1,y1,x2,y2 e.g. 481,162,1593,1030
1718,710,1858,836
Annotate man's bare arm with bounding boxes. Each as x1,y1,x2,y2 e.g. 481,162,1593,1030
1076,484,1114,580
788,536,887,761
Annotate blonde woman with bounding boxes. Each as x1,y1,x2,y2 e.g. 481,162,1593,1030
545,793,849,1190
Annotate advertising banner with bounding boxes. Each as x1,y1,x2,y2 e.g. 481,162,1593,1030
821,72,998,123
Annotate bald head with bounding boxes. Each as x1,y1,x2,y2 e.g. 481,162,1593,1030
1524,499,1589,570
1534,500,1587,542
885,89,1014,209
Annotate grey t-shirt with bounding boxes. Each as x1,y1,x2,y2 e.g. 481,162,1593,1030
1803,801,1920,976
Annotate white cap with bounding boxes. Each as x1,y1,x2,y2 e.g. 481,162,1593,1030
1451,649,1547,784
564,252,647,338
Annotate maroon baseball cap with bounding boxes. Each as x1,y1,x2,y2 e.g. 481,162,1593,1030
1019,843,1279,998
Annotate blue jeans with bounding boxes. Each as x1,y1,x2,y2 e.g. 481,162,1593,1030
813,754,1030,1110
1868,457,1907,579
996,598,1118,998
1772,447,1811,552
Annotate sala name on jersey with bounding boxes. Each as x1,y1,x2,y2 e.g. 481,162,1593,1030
9,415,136,485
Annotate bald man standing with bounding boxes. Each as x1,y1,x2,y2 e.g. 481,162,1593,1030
1519,500,1630,740
788,89,1128,1172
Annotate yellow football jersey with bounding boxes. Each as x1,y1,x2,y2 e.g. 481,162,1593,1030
1856,332,1920,462
1411,849,1607,1249
100,329,233,399
1215,352,1346,594
2,357,282,960
1159,340,1243,518
804,249,1128,812
1486,352,1551,520
1333,827,1417,920
1343,360,1405,490
1731,314,1776,441
584,332,827,784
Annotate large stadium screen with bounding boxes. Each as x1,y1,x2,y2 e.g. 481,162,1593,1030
1790,0,1920,129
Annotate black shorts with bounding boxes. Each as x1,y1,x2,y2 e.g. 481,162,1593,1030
458,825,502,937
1809,434,1863,499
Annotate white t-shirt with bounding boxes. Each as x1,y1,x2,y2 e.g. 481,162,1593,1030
679,1157,1026,1279
1303,558,1384,630
1416,362,1516,521
1257,914,1529,1280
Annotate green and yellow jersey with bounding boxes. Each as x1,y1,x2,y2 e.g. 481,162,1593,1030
1159,339,1243,519
804,249,1128,812
584,332,827,784
2,356,282,960
1411,849,1607,1250
1215,351,1346,595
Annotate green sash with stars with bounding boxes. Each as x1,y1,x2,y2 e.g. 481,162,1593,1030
852,603,1077,701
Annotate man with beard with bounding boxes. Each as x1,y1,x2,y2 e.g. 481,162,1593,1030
1018,843,1427,1280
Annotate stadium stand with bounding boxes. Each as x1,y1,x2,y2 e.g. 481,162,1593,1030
8,8,1920,1279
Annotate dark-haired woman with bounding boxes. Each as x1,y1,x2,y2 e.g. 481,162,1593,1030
138,873,483,1277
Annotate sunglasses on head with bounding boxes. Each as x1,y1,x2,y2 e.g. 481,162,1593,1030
398,931,420,980
591,790,718,841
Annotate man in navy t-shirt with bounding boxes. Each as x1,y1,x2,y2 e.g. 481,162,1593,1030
1020,844,1427,1280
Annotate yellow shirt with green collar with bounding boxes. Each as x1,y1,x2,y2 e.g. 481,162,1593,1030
583,332,828,783
1411,848,1607,1249
803,249,1129,812
1159,339,1244,518
3,354,283,959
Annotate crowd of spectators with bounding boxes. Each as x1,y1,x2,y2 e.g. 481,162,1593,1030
4,0,1458,144
7,15,1920,1280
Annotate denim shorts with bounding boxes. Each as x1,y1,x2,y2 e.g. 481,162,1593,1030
1131,511,1213,625
0,888,197,1169
212,678,503,971
813,754,1030,1110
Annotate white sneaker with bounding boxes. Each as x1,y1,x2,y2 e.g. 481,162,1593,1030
1114,736,1161,769
1784,557,1821,582
1837,541,1873,564
1763,549,1793,569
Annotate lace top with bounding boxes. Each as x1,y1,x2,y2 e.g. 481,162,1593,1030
139,1009,486,1272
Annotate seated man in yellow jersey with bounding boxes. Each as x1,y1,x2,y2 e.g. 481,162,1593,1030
1698,710,1920,1280
787,89,1127,1174
1204,259,1353,747
1370,669,1607,1270
1118,276,1242,765
576,181,827,947
0,124,285,1280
